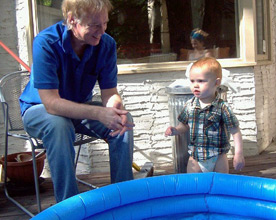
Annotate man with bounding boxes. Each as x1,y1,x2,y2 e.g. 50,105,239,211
19,0,134,202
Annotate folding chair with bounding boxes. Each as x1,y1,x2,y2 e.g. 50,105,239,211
0,70,99,217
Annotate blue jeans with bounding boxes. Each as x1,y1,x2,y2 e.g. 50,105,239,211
22,104,133,202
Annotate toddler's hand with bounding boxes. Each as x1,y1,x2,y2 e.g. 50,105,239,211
165,126,178,137
233,153,245,171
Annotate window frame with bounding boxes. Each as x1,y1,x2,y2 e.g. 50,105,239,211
28,0,271,75
255,0,271,61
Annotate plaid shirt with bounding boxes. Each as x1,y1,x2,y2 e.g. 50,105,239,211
178,95,239,161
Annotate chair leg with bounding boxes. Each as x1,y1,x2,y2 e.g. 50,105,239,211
29,138,42,213
2,104,38,217
75,176,99,189
75,141,98,189
3,145,35,217
3,188,35,217
3,139,37,216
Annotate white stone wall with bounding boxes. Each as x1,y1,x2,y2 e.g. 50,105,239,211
229,68,260,155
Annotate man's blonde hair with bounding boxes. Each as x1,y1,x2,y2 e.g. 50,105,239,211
62,0,113,29
191,57,222,79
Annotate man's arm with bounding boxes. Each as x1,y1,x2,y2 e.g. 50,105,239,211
38,89,130,132
101,88,123,109
39,89,101,119
101,88,134,136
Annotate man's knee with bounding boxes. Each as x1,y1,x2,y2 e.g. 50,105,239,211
46,116,75,137
49,115,72,129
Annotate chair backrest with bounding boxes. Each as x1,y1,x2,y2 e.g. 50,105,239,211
215,47,230,59
0,70,30,131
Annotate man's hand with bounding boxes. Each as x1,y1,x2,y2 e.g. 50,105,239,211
100,107,134,137
109,113,134,137
101,88,134,136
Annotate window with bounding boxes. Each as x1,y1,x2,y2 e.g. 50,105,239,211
108,0,239,64
34,0,63,36
31,0,270,73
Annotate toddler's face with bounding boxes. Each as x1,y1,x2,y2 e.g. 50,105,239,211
189,67,220,103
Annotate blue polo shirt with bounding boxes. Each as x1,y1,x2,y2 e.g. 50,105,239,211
19,21,117,116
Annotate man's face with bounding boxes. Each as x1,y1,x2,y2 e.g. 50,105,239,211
72,9,109,46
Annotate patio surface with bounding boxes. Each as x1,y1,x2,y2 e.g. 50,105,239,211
0,142,276,220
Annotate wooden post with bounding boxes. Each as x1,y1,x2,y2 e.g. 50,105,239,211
160,0,170,53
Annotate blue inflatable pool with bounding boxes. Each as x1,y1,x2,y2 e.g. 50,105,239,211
32,172,276,219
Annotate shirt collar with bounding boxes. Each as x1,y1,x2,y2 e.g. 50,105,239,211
62,27,94,61
193,94,221,110
62,26,72,54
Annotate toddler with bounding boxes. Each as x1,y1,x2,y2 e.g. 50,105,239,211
165,57,245,173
